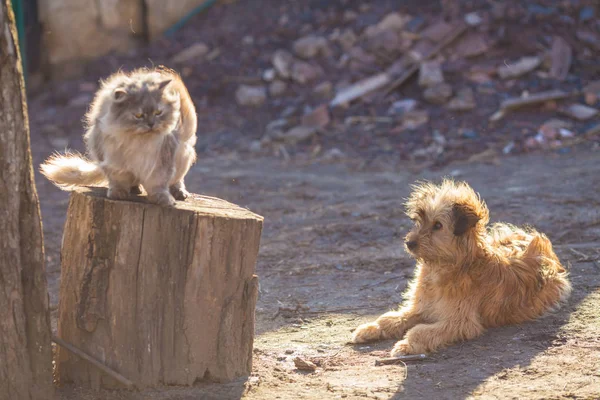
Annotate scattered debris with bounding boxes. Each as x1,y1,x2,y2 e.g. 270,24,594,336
375,354,427,366
387,99,418,115
419,60,444,87
291,61,323,84
235,85,267,107
455,33,489,58
272,50,295,79
293,357,317,372
313,81,333,99
423,83,453,104
550,36,572,81
464,12,483,26
447,87,475,111
336,29,357,51
401,110,430,130
330,73,390,107
560,104,599,121
171,42,210,64
576,31,600,51
262,68,276,82
293,35,329,59
276,125,319,145
497,56,542,79
269,80,288,97
302,105,330,128
491,89,573,121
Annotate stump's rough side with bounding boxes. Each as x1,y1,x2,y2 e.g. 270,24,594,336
56,188,263,389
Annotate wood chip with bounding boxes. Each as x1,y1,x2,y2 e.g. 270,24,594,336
293,357,317,371
550,36,572,81
375,354,428,366
330,73,390,107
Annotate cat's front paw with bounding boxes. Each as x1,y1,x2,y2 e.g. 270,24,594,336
170,186,190,201
148,191,176,207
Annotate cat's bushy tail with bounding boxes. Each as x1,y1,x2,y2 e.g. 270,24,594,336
40,152,106,190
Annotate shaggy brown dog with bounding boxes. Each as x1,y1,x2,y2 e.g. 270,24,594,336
352,180,571,356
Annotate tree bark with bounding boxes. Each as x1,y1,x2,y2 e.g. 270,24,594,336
56,188,263,389
0,1,54,399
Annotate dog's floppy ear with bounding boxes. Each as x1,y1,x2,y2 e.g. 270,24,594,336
452,203,481,236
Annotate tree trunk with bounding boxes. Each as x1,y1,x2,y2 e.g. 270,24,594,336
0,1,54,400
56,188,263,389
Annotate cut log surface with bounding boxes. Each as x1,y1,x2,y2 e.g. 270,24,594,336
56,187,263,389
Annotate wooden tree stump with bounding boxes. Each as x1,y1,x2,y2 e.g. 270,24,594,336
55,187,263,389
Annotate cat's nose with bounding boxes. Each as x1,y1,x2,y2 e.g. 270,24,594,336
147,121,155,128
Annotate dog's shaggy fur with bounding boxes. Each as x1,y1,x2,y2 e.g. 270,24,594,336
352,179,571,356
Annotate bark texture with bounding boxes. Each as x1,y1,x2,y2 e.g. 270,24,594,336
0,1,54,399
56,188,263,389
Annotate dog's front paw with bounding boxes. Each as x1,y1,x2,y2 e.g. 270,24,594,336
351,322,382,343
390,339,418,356
170,186,190,201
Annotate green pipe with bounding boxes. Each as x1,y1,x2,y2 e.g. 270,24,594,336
11,0,27,83
164,0,218,37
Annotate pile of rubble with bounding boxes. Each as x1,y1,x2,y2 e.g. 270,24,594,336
164,2,598,163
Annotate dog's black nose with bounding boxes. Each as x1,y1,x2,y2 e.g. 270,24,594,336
406,241,418,250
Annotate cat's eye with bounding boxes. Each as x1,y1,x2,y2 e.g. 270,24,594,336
433,221,443,231
134,112,143,119
154,109,163,116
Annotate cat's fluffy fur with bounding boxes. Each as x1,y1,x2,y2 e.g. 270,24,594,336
40,66,197,206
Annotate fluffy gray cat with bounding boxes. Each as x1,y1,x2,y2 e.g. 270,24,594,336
40,67,197,207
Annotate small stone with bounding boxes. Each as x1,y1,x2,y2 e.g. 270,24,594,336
461,129,478,139
291,61,323,84
343,10,358,22
560,103,599,121
301,105,330,128
585,92,597,106
242,35,254,45
272,49,295,79
387,99,418,115
455,33,489,58
376,12,411,33
172,42,210,64
249,140,262,153
401,110,429,130
423,83,453,105
265,119,290,139
419,61,444,87
280,125,318,145
285,349,295,355
447,88,475,111
269,80,287,97
235,85,267,107
313,81,333,98
293,357,317,371
323,148,345,160
497,56,541,79
337,29,357,51
263,68,276,82
464,12,483,26
293,35,329,59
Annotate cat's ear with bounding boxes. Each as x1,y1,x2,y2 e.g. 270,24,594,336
158,80,172,91
113,88,128,102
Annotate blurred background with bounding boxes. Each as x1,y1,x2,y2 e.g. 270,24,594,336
19,1,600,398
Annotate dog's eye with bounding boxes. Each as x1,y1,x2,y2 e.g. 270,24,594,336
433,221,443,231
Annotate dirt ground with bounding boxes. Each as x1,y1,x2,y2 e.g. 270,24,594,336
35,151,600,400
25,0,600,399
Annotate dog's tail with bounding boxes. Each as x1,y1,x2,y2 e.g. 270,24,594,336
40,152,107,190
523,233,572,305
